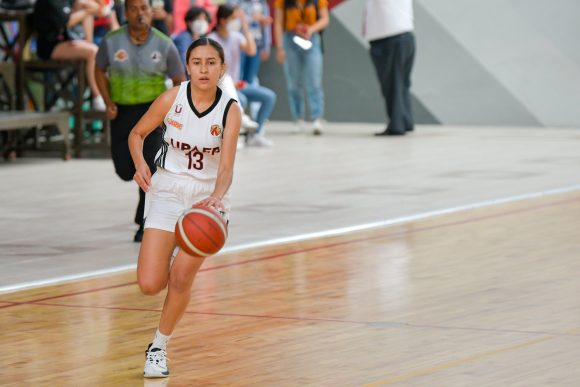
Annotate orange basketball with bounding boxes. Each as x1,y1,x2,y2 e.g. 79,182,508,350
175,205,228,257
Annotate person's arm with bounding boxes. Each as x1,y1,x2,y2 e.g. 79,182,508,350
69,0,100,26
166,42,187,86
94,41,118,119
274,7,285,63
261,0,272,60
129,87,178,192
306,6,329,37
196,100,241,210
238,9,257,56
95,66,117,119
110,7,120,30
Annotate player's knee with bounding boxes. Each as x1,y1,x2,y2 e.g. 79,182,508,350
138,279,166,296
168,274,191,294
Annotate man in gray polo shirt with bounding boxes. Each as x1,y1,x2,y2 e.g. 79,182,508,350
95,0,185,242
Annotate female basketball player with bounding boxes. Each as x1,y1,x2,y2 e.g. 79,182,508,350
128,38,240,378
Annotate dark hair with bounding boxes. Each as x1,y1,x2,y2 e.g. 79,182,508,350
185,38,225,64
125,0,152,10
216,4,236,25
184,6,211,32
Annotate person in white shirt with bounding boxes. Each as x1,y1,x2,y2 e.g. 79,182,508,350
209,4,277,147
363,0,415,136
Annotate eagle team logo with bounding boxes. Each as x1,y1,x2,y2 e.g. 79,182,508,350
210,124,222,137
114,49,128,62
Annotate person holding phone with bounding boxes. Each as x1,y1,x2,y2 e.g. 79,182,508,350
273,0,329,135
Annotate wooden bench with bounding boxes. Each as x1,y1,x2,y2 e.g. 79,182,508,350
22,59,110,157
0,111,71,159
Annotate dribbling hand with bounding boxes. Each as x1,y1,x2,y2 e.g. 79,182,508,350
133,163,152,192
195,196,224,211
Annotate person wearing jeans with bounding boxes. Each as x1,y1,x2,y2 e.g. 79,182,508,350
209,4,277,147
228,0,272,84
237,83,276,137
274,0,329,135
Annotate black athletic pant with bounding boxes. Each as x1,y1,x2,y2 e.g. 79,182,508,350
110,103,162,226
369,32,416,134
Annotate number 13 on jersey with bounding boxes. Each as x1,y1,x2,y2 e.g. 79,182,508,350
187,151,204,170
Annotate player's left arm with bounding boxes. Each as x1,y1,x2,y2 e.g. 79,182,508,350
200,101,241,210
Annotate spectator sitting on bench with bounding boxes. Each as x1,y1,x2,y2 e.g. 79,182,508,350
33,0,107,111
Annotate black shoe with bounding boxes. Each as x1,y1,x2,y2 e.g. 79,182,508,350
374,130,405,136
134,224,144,243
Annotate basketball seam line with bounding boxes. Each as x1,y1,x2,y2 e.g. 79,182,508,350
177,215,210,257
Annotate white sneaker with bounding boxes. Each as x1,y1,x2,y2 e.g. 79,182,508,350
247,133,273,147
144,344,169,378
92,95,106,111
312,119,323,136
242,114,259,130
292,119,305,134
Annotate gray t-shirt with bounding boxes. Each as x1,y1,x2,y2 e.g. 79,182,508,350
96,26,184,104
208,31,247,83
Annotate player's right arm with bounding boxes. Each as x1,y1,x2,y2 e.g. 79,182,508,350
274,7,285,63
129,87,179,192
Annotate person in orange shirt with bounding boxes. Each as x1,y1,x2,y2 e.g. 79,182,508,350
274,0,329,135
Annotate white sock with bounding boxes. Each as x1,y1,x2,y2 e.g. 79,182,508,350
151,328,172,350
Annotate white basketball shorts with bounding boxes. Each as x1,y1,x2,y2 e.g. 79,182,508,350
144,168,230,232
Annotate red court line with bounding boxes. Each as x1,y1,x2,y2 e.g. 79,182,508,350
8,300,579,338
1,195,578,310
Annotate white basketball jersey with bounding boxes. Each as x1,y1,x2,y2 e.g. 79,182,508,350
155,82,237,183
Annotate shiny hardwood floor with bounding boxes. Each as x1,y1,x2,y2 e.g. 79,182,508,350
1,192,580,386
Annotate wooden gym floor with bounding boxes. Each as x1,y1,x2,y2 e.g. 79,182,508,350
1,123,580,385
